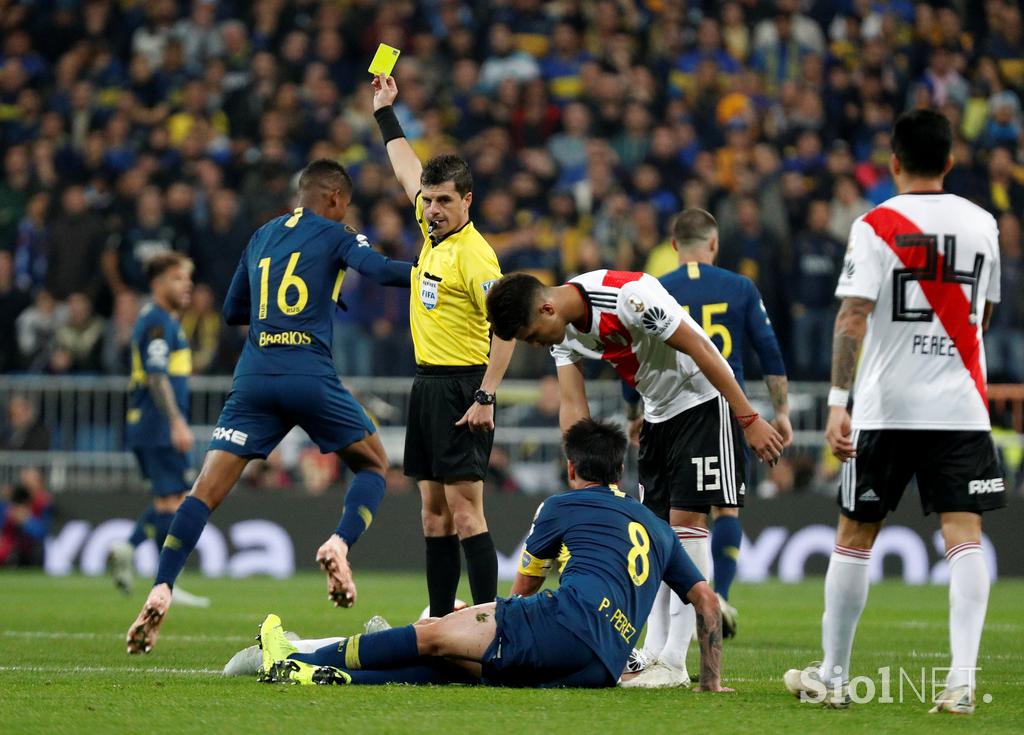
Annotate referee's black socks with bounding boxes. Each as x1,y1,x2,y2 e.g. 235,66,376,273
461,531,498,607
425,534,461,618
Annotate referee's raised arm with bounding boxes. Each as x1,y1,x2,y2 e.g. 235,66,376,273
371,74,422,204
371,72,515,618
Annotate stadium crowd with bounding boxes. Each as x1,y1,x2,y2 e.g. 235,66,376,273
1,0,1023,385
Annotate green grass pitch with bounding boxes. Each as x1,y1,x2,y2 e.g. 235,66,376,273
1,572,1022,734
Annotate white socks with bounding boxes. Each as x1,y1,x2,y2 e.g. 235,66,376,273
642,582,671,660
292,636,345,653
945,542,989,692
819,545,870,685
658,527,710,671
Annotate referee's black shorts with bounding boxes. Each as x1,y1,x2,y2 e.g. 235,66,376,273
404,365,494,483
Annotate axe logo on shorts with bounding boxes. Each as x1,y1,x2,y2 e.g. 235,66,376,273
212,427,248,446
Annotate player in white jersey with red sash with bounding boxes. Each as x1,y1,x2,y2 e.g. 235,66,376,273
784,110,1006,715
485,268,785,687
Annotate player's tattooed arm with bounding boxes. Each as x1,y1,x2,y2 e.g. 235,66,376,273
764,374,789,415
695,607,724,690
831,297,874,389
147,374,183,422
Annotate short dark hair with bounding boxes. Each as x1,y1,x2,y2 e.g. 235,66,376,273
672,208,718,247
486,273,545,341
145,251,193,283
892,109,952,177
298,158,353,196
564,418,627,485
421,153,473,196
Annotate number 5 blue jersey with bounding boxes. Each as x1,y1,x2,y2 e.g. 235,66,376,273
660,262,786,387
519,486,704,678
223,207,412,377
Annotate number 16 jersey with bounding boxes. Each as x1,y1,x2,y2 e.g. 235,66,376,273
836,192,1000,431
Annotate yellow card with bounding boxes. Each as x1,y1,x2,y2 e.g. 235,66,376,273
368,43,401,76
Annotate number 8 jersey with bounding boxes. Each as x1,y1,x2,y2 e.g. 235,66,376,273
836,192,1001,430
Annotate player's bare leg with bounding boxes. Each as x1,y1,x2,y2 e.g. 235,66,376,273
930,512,987,714
784,515,880,707
126,450,248,654
318,431,389,608
414,601,497,664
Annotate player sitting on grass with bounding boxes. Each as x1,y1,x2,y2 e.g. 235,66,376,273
256,419,730,690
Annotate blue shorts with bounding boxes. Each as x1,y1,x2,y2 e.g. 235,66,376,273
209,374,375,459
133,447,190,497
480,591,615,688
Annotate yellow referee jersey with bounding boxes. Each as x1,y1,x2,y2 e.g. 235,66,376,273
410,192,502,366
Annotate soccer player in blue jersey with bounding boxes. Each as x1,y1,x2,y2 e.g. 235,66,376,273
634,208,791,666
256,419,729,690
126,160,413,654
108,252,206,606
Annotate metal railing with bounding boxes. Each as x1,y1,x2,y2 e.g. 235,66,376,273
1,376,1021,494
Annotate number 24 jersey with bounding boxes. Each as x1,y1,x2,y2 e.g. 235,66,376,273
836,192,1000,431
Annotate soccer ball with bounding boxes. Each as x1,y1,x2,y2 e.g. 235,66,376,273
418,599,468,620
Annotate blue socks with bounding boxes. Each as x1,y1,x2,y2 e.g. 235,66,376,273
711,515,742,601
154,496,210,589
335,470,386,548
129,507,157,548
152,510,175,550
290,625,419,670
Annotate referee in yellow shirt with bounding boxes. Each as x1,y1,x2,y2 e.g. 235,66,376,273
372,73,515,616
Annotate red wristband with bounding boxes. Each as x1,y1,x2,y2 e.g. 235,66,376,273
737,412,760,429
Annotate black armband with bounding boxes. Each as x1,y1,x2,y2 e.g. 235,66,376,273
374,105,406,144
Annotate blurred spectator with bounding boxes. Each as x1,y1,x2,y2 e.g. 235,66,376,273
0,252,30,372
0,469,54,568
16,289,67,372
480,23,540,92
101,290,140,375
521,376,561,426
191,189,250,303
828,176,872,243
45,185,107,302
980,146,1024,215
2,394,49,452
0,145,30,249
106,186,188,294
13,191,49,294
789,200,844,380
52,292,105,373
180,283,222,375
986,213,1024,383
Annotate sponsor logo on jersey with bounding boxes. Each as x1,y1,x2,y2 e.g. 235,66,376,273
968,478,1004,495
481,278,498,294
146,338,169,369
843,257,855,278
212,427,248,446
259,330,312,347
627,294,645,313
859,488,880,502
641,306,670,334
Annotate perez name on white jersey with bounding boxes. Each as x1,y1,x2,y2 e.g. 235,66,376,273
836,192,1000,431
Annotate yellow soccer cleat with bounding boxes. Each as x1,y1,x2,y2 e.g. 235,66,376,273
257,614,298,676
261,659,352,686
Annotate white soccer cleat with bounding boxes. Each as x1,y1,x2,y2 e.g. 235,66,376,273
717,594,738,639
619,661,690,689
109,541,134,595
363,615,391,634
929,685,975,715
783,664,850,709
173,587,211,608
223,631,299,677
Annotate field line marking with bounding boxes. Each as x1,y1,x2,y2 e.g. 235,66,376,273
0,665,221,675
2,630,253,643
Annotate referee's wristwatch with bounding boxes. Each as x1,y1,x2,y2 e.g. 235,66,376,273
473,389,496,406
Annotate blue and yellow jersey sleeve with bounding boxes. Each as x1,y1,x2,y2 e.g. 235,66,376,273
519,499,565,576
743,278,786,376
131,307,191,382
